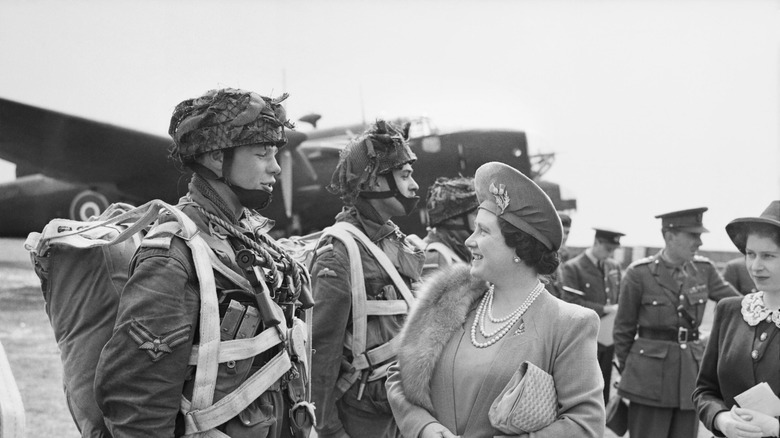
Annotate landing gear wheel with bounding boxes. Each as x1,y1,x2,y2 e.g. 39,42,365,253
69,190,109,221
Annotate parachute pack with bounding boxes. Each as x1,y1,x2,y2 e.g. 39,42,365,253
25,200,314,438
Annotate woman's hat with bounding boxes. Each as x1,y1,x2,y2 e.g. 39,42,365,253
474,161,562,250
726,200,780,254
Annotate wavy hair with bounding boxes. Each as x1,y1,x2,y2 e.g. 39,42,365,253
497,217,560,275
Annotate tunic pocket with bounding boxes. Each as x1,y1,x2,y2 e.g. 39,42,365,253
619,339,668,400
223,391,277,438
641,296,674,327
685,288,709,323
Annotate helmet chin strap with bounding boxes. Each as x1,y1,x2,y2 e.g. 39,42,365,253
360,174,419,216
221,149,273,210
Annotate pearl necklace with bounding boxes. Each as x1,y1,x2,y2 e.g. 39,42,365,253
471,282,545,348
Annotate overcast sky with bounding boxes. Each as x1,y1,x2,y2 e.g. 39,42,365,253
1,0,778,250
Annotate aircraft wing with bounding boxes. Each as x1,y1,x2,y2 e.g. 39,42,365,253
0,97,307,204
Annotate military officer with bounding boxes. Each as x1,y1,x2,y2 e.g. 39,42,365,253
613,207,739,438
561,228,624,402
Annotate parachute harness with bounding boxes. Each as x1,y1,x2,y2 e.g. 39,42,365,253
194,206,307,297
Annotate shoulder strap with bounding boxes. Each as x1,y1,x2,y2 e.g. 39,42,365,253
425,241,462,266
330,221,415,304
318,222,416,379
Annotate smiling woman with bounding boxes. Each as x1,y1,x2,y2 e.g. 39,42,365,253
386,162,605,438
694,201,780,438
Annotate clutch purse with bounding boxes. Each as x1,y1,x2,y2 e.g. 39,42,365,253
488,361,558,434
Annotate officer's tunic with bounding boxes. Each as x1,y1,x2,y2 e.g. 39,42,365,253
310,206,423,438
561,251,621,401
95,175,292,438
614,251,739,437
723,256,757,295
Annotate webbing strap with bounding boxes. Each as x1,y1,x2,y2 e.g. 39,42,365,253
364,300,408,316
183,350,291,434
188,327,283,365
185,226,221,413
330,222,416,304
350,336,401,371
426,241,462,265
318,222,417,383
319,226,368,360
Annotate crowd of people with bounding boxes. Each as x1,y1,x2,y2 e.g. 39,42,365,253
67,86,777,438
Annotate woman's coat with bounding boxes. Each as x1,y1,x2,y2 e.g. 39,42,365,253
386,264,605,438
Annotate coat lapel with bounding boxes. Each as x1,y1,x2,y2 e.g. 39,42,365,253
397,264,487,412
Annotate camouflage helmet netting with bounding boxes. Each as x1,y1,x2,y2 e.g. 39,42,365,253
328,120,416,204
168,88,294,161
426,176,478,226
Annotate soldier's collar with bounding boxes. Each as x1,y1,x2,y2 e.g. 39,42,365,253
658,249,687,269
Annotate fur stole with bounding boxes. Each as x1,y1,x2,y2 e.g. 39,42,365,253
396,263,487,412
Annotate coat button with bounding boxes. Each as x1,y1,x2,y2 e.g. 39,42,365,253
639,349,645,354
679,295,685,300
752,350,759,359
760,332,768,341
652,300,658,305
680,344,687,350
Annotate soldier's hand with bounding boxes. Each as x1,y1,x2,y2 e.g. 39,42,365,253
714,408,763,438
604,304,619,314
733,407,780,437
420,422,459,438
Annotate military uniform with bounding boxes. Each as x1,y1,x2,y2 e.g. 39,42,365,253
561,245,622,401
310,206,423,438
421,229,468,276
614,208,739,438
723,255,755,295
311,120,424,438
95,176,308,438
95,89,311,438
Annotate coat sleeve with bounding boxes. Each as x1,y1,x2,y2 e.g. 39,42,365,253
310,243,354,438
94,245,199,438
692,300,729,437
526,309,605,438
386,362,439,438
613,266,642,368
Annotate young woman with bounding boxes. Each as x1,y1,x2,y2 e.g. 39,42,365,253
694,201,780,438
386,161,605,438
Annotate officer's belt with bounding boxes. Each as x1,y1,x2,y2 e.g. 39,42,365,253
638,326,699,343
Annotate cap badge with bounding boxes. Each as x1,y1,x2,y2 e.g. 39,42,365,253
490,182,510,215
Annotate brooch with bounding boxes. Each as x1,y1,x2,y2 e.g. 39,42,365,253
490,182,510,214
